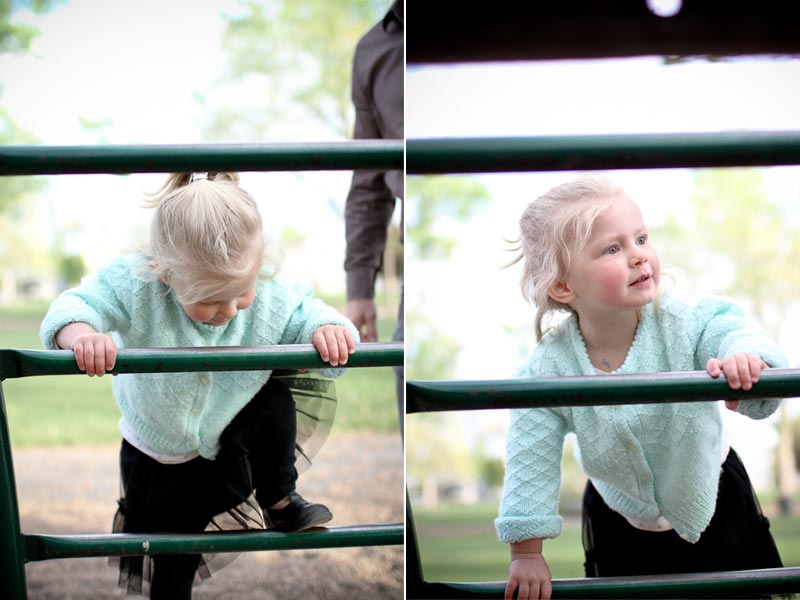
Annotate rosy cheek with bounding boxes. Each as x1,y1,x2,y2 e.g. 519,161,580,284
185,305,212,322
597,268,629,299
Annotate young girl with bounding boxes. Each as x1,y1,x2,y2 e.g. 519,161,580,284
40,172,358,599
497,173,785,600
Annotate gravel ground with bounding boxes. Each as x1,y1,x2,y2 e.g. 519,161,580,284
13,431,404,599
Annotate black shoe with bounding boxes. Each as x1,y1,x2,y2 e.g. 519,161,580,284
265,493,332,532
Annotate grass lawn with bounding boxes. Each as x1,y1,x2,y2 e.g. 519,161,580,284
0,296,401,448
412,501,800,584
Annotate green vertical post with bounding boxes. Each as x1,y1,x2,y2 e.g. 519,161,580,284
0,383,27,599
406,492,426,598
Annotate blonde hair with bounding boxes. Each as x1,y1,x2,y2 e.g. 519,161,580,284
510,173,623,340
143,172,279,305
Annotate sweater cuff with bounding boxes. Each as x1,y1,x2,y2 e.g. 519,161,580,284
495,515,563,544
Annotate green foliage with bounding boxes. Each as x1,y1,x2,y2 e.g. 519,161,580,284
0,0,35,54
0,107,43,213
204,0,384,140
0,0,57,214
406,175,492,260
0,0,60,58
653,168,800,332
478,455,505,489
406,309,461,381
58,253,86,288
407,413,478,485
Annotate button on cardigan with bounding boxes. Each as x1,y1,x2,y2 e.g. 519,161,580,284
495,293,786,544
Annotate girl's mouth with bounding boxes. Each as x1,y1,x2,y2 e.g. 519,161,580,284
630,273,651,286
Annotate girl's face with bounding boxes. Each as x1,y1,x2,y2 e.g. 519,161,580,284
179,274,258,327
560,192,660,317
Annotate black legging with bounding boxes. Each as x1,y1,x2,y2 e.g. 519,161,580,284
119,377,298,599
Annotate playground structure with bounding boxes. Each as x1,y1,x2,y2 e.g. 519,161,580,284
0,141,404,599
406,1,800,597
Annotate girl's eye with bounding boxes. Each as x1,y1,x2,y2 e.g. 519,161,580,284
637,235,648,245
605,244,620,255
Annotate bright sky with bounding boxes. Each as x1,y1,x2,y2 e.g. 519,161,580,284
406,56,800,488
0,0,366,294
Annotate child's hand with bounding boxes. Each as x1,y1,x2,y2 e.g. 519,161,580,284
312,325,356,367
706,353,768,411
56,323,117,377
506,554,552,600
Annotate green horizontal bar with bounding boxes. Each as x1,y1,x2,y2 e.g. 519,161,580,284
0,342,402,380
417,568,800,599
407,132,800,174
24,523,402,562
0,140,403,176
406,368,800,413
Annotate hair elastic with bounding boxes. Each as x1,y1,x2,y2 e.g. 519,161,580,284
190,172,209,182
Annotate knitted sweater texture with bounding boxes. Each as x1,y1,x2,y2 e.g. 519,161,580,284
40,254,358,460
495,293,786,545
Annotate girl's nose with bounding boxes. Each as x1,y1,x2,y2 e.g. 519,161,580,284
631,250,648,266
219,301,238,319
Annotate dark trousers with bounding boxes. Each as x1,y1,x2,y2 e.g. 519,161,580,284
119,377,297,599
582,448,783,578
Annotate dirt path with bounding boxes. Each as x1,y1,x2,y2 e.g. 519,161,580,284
14,431,404,599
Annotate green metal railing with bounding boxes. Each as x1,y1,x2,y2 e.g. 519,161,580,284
407,132,800,174
406,371,800,599
0,140,402,175
407,368,800,413
0,344,403,599
0,141,404,599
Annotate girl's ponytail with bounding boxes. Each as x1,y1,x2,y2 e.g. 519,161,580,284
144,172,241,207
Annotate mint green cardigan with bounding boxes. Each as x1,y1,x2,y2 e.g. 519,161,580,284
40,254,358,460
495,293,786,544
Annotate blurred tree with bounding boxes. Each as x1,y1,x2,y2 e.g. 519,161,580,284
1,0,60,301
0,0,58,53
407,412,477,507
406,310,461,382
202,0,383,141
0,107,42,213
0,0,59,212
201,1,402,311
406,175,491,260
654,168,800,515
58,253,85,288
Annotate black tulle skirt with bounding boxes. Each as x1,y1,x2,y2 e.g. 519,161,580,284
110,372,336,595
582,448,783,579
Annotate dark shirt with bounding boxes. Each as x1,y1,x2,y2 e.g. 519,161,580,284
344,3,404,301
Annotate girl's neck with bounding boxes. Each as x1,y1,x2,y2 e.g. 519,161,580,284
576,309,640,372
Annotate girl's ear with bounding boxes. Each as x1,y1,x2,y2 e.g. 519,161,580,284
150,262,170,286
548,280,576,304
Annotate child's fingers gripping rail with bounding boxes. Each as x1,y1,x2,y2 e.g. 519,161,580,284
55,322,118,377
706,352,769,410
312,325,357,367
